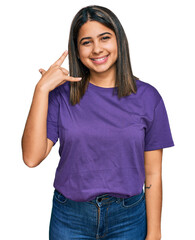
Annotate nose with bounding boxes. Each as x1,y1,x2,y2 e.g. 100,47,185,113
92,41,103,54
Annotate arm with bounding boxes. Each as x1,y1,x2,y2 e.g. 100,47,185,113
21,51,82,168
144,149,163,240
21,85,52,167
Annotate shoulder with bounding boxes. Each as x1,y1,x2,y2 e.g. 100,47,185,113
49,81,69,99
136,79,162,107
52,81,69,93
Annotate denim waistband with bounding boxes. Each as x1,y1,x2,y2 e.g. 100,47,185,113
88,189,144,205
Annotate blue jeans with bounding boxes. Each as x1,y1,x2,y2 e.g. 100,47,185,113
49,189,147,239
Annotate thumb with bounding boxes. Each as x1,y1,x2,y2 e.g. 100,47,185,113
39,68,46,75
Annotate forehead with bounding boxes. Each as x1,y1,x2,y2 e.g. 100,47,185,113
77,21,114,38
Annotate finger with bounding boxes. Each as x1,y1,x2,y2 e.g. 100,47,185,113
59,67,69,75
39,68,46,75
64,75,82,82
52,51,68,67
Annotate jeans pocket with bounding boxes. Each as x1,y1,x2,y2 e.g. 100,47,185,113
54,189,68,204
121,190,145,208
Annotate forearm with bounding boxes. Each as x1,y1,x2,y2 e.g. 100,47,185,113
145,173,162,239
21,84,49,167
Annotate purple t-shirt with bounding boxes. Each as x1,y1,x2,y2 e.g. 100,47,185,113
47,79,174,202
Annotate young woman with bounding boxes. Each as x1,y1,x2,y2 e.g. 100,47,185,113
21,5,174,240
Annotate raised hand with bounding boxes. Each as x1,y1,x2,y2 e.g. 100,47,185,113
38,51,82,92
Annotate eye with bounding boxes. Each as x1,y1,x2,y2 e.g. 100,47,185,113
82,41,91,45
102,36,110,40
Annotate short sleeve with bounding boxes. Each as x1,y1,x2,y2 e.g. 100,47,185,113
144,98,174,151
47,89,59,146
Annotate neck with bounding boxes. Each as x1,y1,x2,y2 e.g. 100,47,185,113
89,66,116,88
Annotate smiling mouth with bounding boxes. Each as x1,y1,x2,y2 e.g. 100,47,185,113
90,55,109,61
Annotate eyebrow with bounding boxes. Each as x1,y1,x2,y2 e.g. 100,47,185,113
79,32,112,44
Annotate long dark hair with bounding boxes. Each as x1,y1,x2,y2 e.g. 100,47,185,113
68,5,138,105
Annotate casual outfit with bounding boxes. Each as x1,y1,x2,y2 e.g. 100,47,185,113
47,79,174,239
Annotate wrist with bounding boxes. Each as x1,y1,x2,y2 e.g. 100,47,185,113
36,81,50,94
146,233,161,240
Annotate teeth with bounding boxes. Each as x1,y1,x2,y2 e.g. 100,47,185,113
92,56,107,61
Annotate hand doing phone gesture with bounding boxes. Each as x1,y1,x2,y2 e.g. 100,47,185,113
21,51,82,167
38,50,82,92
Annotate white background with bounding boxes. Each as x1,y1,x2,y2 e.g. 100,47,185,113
0,0,194,239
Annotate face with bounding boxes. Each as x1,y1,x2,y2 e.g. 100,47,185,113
77,21,118,75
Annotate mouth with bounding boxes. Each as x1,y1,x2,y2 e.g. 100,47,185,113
90,54,109,64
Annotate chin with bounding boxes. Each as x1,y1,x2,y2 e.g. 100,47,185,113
90,67,111,74
89,63,115,72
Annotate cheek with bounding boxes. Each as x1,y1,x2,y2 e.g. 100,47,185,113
79,47,91,59
107,41,118,56
111,47,118,61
